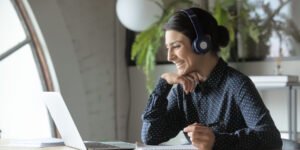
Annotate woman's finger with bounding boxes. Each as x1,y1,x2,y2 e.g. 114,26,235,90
180,75,198,93
189,72,199,81
179,76,189,94
187,74,198,89
185,76,193,92
196,73,206,82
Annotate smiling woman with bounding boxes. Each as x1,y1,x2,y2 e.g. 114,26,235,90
141,7,282,150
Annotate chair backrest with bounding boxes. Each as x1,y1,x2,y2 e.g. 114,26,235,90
282,139,300,150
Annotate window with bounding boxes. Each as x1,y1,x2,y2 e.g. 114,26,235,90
0,0,53,139
236,0,300,61
248,0,298,58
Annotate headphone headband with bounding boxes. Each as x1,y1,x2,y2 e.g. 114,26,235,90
181,8,210,54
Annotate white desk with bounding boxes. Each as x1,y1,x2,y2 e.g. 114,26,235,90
0,146,75,150
250,76,299,141
0,139,75,150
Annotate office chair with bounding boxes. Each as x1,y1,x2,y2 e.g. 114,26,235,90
282,139,300,150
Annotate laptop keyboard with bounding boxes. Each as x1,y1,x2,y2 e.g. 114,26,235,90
85,142,119,148
84,141,135,150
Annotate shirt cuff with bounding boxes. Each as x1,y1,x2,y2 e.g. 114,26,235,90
152,78,173,96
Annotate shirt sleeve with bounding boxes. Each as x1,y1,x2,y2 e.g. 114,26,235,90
213,79,282,150
141,78,185,145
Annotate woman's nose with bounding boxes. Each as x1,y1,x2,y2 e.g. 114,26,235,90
167,51,175,61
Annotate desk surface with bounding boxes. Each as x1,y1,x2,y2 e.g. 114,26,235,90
0,140,76,150
0,146,75,150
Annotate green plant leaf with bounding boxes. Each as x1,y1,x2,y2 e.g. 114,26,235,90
249,24,260,43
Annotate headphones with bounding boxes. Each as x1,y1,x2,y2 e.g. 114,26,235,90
181,8,211,54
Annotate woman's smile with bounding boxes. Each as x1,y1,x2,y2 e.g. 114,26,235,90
175,62,184,69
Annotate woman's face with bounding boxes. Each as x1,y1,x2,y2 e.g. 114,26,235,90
165,30,199,75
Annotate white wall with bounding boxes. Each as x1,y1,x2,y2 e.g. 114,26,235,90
54,0,118,140
28,0,130,141
28,0,90,139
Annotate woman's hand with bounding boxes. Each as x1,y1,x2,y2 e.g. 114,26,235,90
161,72,204,94
183,123,215,150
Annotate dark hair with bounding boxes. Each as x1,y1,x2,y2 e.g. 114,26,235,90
164,7,229,53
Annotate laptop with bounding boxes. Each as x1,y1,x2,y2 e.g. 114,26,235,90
40,92,135,150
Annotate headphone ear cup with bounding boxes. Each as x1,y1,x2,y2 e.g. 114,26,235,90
201,36,211,52
192,39,201,54
193,37,210,54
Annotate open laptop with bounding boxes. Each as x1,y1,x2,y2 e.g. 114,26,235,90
40,92,135,150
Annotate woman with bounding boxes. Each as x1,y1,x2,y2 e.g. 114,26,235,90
141,7,282,150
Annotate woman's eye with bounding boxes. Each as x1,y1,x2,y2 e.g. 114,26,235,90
166,44,180,51
173,45,180,49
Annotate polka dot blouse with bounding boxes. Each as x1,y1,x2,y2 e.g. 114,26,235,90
141,58,282,150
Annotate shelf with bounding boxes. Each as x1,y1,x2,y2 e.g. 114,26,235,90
249,75,300,89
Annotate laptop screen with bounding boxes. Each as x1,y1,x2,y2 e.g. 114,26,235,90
40,92,86,150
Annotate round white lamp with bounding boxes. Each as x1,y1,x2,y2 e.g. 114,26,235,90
116,0,163,32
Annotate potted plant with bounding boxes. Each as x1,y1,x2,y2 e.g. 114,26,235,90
218,0,300,60
214,0,300,61
212,0,238,61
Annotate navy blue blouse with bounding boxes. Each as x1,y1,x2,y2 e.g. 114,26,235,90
141,58,282,150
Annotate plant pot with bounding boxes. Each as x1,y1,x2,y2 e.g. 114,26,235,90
238,34,269,61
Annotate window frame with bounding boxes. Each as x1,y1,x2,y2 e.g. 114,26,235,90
0,0,57,138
